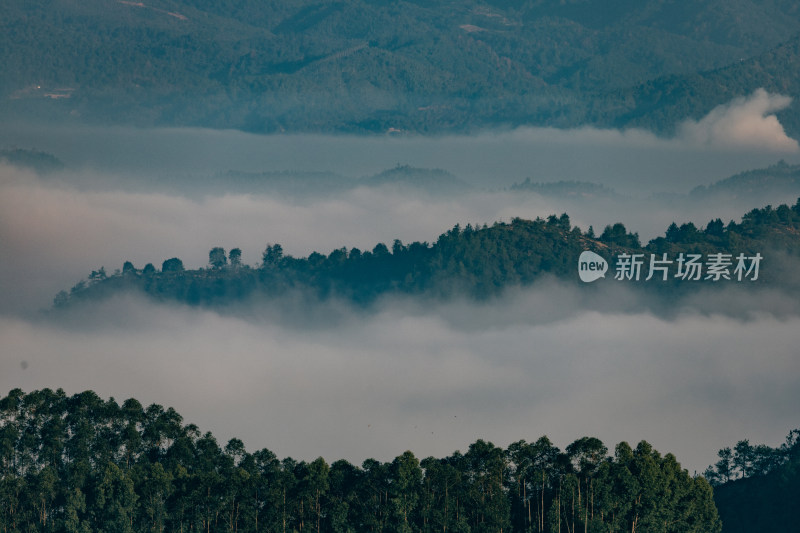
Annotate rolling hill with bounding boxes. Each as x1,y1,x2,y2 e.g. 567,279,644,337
3,0,800,134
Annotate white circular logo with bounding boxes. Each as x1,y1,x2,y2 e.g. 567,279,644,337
578,251,608,283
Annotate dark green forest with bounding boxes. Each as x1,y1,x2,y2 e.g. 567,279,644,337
2,0,800,134
0,388,721,533
703,431,800,533
55,199,800,310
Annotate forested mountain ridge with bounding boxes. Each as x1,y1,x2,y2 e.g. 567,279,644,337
687,160,800,202
54,199,800,310
3,0,800,134
606,32,800,135
0,388,722,532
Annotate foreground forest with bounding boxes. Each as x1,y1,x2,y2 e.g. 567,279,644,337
703,430,800,533
0,388,721,533
55,198,800,310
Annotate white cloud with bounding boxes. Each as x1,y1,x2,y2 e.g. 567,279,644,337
678,89,799,152
2,122,800,477
3,148,800,316
1,290,798,475
0,167,564,313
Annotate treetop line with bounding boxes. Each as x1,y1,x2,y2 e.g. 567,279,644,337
53,199,800,309
0,388,723,533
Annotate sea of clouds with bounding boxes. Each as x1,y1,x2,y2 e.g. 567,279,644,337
2,89,800,473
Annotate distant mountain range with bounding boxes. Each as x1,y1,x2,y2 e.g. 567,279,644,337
8,144,800,205
688,160,800,203
3,0,800,134
218,164,469,197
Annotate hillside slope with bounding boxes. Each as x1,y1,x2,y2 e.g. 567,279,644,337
3,0,800,133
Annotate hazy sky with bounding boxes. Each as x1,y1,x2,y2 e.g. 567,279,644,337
1,89,800,474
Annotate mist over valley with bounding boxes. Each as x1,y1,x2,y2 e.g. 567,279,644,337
3,108,800,481
3,1,800,529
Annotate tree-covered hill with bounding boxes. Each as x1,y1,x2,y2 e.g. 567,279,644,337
606,32,800,135
508,161,800,213
0,388,721,532
3,0,800,134
703,429,800,533
687,160,800,204
54,199,800,310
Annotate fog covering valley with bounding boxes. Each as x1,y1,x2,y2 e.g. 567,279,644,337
2,90,800,475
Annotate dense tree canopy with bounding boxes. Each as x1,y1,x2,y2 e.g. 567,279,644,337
704,429,800,533
0,388,721,533
2,0,800,134
55,199,800,310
